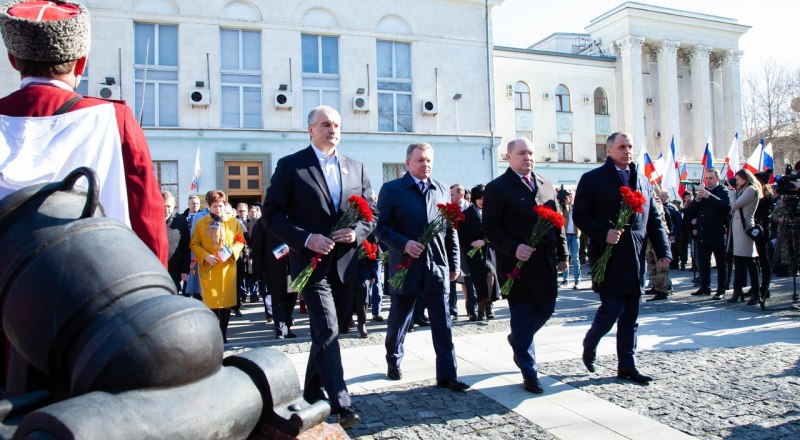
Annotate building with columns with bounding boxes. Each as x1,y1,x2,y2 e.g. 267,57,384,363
0,1,751,203
494,2,749,185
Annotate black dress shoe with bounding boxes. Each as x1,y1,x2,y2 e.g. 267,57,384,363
617,368,653,384
691,288,711,296
414,319,430,327
337,406,361,429
285,331,297,339
387,366,402,380
436,378,470,391
451,314,458,323
523,376,543,394
233,308,243,317
371,314,384,322
646,292,669,302
582,349,596,373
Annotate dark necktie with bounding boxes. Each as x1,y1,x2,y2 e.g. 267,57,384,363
618,169,630,187
522,175,534,191
418,180,426,193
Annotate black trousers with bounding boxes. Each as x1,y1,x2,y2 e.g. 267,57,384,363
733,255,759,292
584,291,641,369
301,270,351,412
698,242,727,290
449,278,477,317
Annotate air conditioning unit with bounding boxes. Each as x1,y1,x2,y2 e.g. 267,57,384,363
421,99,438,115
506,83,514,99
189,89,210,107
274,92,294,110
542,92,551,100
583,96,591,104
91,83,120,100
686,101,694,110
548,142,557,151
646,97,654,105
655,131,662,138
353,96,371,112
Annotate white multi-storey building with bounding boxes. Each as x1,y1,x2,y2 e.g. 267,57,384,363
0,1,750,204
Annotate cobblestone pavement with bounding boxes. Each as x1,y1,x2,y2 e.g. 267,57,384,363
541,344,800,439
333,380,554,440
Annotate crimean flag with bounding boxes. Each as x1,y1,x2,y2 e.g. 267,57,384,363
701,136,714,171
743,139,764,175
190,147,201,191
723,133,739,179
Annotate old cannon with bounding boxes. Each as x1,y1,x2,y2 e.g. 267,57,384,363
0,168,329,439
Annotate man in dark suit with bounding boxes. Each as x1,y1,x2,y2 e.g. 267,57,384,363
262,105,376,428
686,168,730,298
573,131,671,384
162,191,190,293
375,142,469,392
483,138,568,394
250,217,295,338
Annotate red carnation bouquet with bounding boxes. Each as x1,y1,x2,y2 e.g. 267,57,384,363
591,187,647,284
500,205,565,298
358,240,378,260
388,203,465,289
291,195,374,292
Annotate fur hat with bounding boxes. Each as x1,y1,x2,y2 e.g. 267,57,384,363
0,0,90,63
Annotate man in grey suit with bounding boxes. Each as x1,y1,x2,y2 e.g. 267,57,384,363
263,105,376,428
375,142,469,391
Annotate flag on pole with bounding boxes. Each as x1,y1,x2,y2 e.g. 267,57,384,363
701,136,714,171
190,147,201,191
723,133,739,179
743,139,764,174
643,152,656,182
636,144,647,169
678,156,688,196
762,142,775,183
663,136,679,191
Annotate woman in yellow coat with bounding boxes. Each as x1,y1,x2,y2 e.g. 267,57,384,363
190,190,245,342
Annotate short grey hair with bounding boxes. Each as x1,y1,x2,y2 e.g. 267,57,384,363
606,131,632,149
307,105,339,126
506,137,532,154
406,142,433,160
705,167,720,178
187,195,200,203
161,190,175,205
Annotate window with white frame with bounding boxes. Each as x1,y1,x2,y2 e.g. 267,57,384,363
377,41,412,132
220,29,262,128
594,87,609,115
514,81,530,110
555,84,571,112
134,23,179,127
557,133,573,162
301,34,339,118
382,163,405,182
153,160,179,199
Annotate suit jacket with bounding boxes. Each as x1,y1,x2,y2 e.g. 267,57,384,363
165,211,191,282
573,157,671,294
375,172,459,296
250,218,289,292
483,168,567,301
262,146,377,284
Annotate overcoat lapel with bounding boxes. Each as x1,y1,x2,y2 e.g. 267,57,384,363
302,146,335,215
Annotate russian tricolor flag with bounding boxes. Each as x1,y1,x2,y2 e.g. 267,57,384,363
701,136,714,171
643,152,656,182
190,147,201,191
762,142,775,183
678,156,688,196
743,139,764,175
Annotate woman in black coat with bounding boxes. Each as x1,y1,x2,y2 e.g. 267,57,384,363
458,185,499,320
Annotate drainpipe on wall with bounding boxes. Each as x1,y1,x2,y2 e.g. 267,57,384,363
484,0,497,179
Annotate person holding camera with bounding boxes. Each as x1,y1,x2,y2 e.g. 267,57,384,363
690,168,731,298
753,171,774,303
726,169,762,303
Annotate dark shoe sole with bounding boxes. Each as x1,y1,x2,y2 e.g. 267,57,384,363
338,414,361,429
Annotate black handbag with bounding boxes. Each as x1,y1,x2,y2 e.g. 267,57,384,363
739,208,764,243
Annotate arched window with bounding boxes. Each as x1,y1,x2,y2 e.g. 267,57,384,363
555,84,570,112
514,81,531,110
594,87,608,115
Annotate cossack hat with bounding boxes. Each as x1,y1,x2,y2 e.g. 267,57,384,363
0,0,90,63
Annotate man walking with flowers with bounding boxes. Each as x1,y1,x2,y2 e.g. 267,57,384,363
573,132,671,384
483,138,568,394
376,142,470,392
262,106,376,428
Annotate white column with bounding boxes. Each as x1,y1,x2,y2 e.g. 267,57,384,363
712,62,725,155
721,50,744,157
656,40,681,154
690,45,713,160
616,36,646,148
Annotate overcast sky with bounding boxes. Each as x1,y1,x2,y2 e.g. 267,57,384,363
492,0,798,77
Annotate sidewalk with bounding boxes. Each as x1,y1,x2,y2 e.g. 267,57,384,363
225,269,800,439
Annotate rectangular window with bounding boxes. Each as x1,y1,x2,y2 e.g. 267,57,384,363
377,41,412,132
302,34,340,117
134,23,179,127
220,29,262,129
557,133,573,162
75,59,89,96
595,143,606,162
153,160,179,199
382,163,405,182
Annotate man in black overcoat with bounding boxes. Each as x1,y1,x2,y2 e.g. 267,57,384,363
163,191,190,292
483,138,567,393
573,132,671,384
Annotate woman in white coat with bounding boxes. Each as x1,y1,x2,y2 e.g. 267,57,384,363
726,169,762,303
